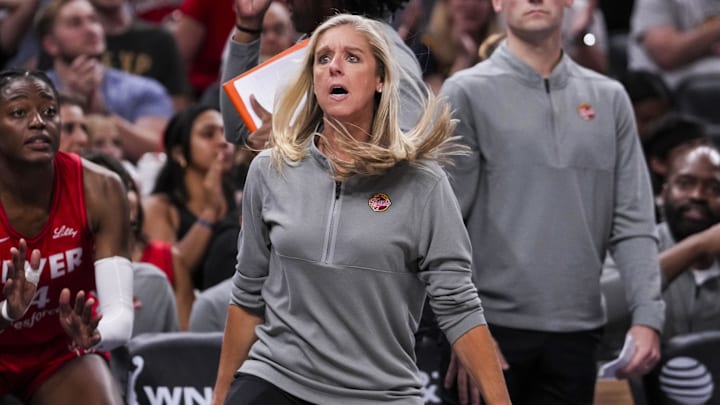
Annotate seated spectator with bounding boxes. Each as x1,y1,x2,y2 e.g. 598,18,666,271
561,0,609,73
58,93,89,154
655,143,720,340
142,105,239,328
36,0,173,162
83,151,180,336
187,278,231,333
629,0,720,89
620,70,674,141
602,142,720,350
91,0,191,111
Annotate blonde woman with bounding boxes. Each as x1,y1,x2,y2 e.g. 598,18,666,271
212,14,510,405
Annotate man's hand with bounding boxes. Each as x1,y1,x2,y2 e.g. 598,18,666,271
62,56,103,98
2,239,41,322
246,95,272,150
233,0,272,28
616,325,661,378
59,289,102,349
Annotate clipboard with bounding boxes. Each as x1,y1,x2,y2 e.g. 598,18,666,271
222,39,310,132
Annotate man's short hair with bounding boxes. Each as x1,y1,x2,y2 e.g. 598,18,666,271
643,113,708,160
35,0,78,40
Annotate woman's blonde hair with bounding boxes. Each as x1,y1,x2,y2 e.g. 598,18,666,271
270,13,463,179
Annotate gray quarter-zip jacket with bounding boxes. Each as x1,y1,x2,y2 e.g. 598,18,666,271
231,142,485,404
441,42,665,333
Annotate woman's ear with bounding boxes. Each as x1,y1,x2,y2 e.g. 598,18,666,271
171,147,187,168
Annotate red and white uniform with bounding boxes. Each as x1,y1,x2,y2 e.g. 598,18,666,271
0,152,97,399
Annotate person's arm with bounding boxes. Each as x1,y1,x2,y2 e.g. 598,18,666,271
608,85,664,377
61,162,134,351
111,114,168,162
659,222,720,287
453,326,511,405
211,304,262,405
632,0,720,70
212,155,270,404
565,0,608,73
220,0,272,146
0,0,40,57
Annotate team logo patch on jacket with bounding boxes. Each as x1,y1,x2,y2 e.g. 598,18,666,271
578,103,595,121
368,193,391,212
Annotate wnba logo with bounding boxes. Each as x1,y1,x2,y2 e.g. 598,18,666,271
659,356,714,404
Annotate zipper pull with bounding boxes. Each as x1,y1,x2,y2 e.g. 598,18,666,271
335,181,341,200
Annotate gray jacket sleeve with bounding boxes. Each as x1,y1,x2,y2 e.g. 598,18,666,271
220,38,262,145
230,154,271,314
417,171,486,344
607,84,665,333
438,77,482,221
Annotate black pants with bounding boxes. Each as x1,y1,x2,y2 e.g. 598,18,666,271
491,324,602,405
225,373,314,405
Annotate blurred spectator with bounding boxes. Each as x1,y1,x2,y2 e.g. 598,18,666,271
562,0,608,73
620,70,674,141
58,93,89,154
142,105,239,328
658,143,720,340
0,0,42,68
85,112,141,181
187,277,231,333
171,0,234,97
84,151,180,336
86,113,123,160
91,0,192,111
415,0,499,93
36,0,173,162
629,0,720,89
130,0,181,24
258,1,296,63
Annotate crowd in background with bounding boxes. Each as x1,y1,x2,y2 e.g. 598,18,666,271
2,0,720,403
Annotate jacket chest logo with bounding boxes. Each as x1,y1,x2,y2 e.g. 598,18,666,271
578,103,596,121
368,193,391,212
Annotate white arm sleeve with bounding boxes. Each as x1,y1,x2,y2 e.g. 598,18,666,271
94,256,134,351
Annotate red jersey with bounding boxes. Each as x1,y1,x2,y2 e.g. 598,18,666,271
0,152,96,348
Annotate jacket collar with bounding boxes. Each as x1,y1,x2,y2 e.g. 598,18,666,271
491,41,571,91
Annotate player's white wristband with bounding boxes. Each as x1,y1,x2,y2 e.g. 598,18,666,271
1,300,18,322
24,261,41,285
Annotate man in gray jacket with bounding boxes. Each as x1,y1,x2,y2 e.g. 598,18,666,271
440,0,665,403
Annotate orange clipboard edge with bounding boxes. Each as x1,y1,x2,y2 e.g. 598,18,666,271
222,38,311,134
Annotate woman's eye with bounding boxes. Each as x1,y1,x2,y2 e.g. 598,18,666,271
317,55,330,64
44,107,57,117
11,109,26,118
347,54,359,63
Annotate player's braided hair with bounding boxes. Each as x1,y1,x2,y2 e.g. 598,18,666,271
0,69,59,99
